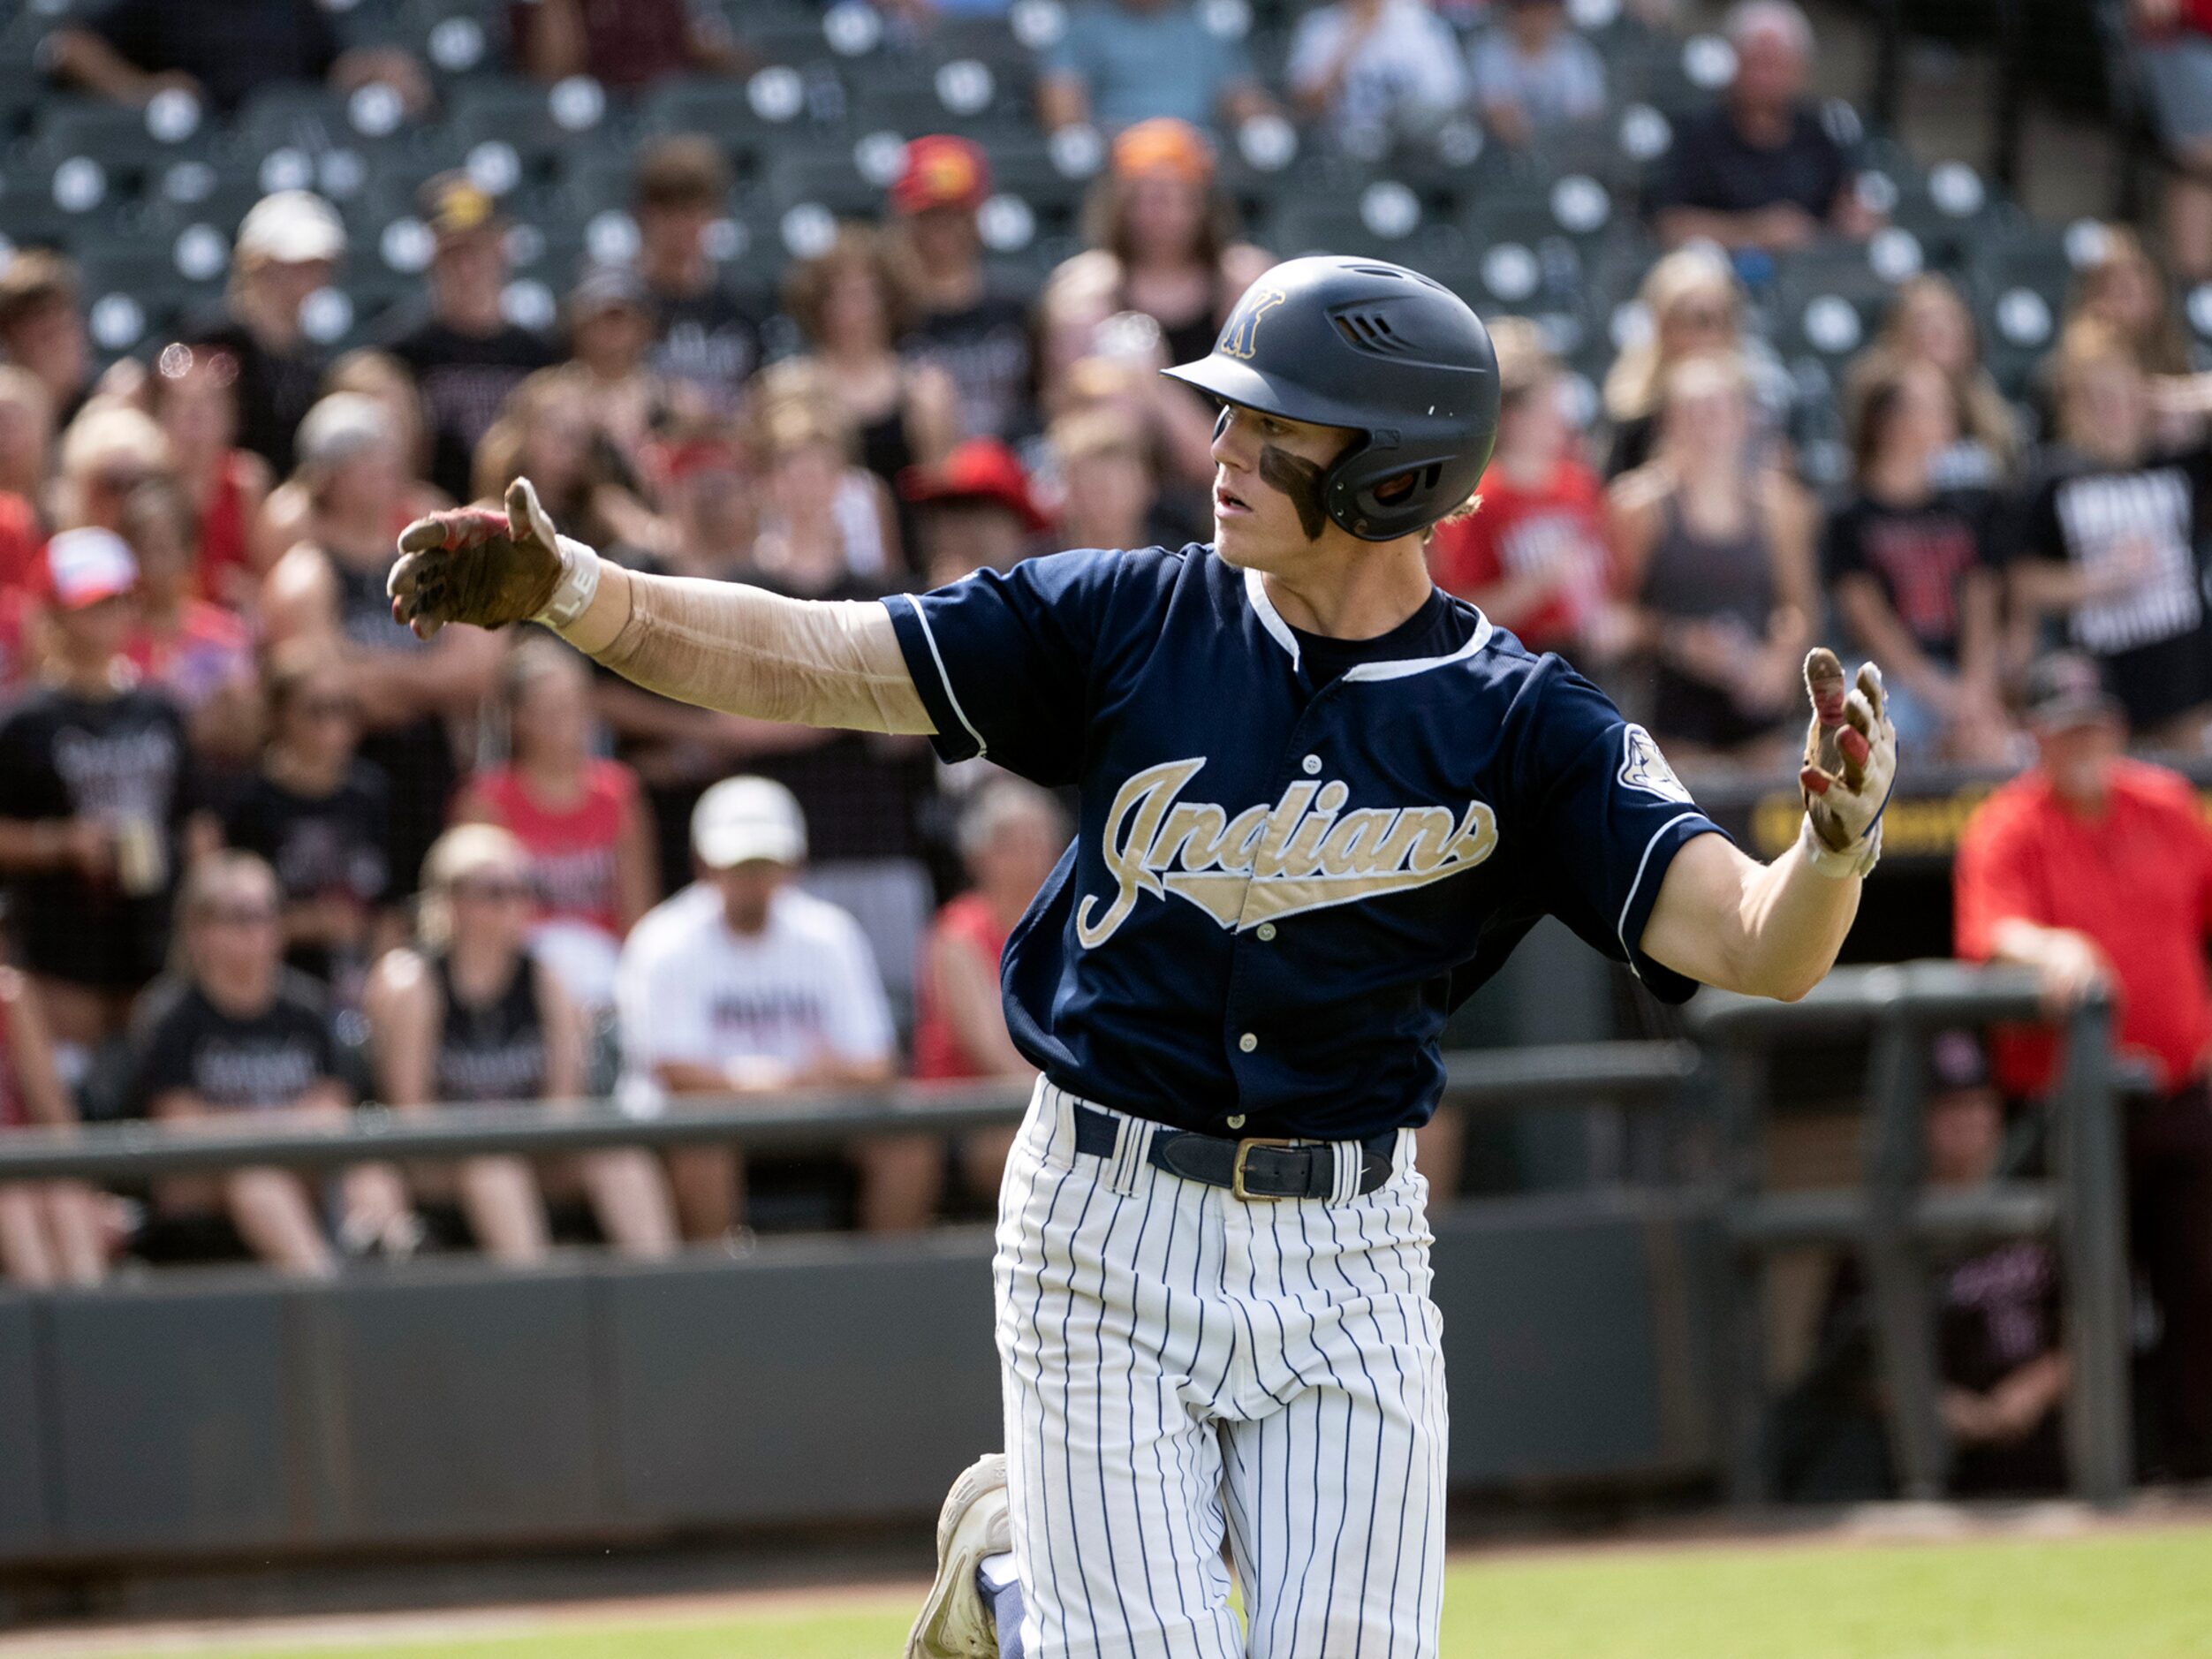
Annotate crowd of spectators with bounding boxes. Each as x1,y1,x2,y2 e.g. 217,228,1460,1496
0,0,2208,1342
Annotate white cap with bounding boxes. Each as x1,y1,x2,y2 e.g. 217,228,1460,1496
236,190,347,265
692,776,807,869
44,526,138,610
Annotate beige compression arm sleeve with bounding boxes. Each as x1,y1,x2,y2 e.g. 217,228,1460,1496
557,565,936,735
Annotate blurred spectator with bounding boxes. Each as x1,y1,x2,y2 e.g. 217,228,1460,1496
1955,653,2212,1481
222,642,392,1004
118,477,260,767
890,137,1039,443
0,966,106,1289
0,366,53,512
473,365,659,557
364,824,677,1263
779,226,959,503
1859,276,2021,488
1610,354,1815,765
1805,1032,2070,1497
2012,328,2212,746
1286,0,1469,152
1468,0,1606,148
1647,1,1877,252
509,0,744,88
632,138,760,416
2132,0,2212,279
900,439,1051,586
47,0,428,115
616,777,926,1239
146,344,270,613
1823,355,2008,762
0,251,93,429
0,530,201,1052
1037,0,1273,134
455,636,657,1012
1041,119,1269,489
263,394,502,898
913,780,1065,1202
564,264,669,473
131,852,414,1276
1601,246,1797,478
0,369,49,599
192,191,346,476
1048,405,1173,551
53,399,170,535
253,348,447,574
744,373,898,585
1427,316,1623,665
2057,225,2194,385
645,417,759,578
386,175,561,504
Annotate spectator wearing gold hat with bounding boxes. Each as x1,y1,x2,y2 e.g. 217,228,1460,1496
1037,0,1275,135
889,137,1039,445
386,173,559,502
1040,117,1271,496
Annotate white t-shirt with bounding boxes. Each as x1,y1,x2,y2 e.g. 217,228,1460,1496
1287,0,1469,140
616,883,895,1102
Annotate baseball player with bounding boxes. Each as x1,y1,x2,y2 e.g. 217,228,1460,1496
387,255,1894,1658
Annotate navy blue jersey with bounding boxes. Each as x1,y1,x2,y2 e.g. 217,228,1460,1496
884,544,1727,1139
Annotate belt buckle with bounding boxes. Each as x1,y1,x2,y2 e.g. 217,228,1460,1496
1231,1137,1298,1201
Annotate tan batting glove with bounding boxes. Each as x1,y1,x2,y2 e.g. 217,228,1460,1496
386,476,600,639
1798,647,1895,880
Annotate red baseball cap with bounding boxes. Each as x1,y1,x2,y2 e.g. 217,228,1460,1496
898,440,1052,533
43,527,137,610
890,135,990,216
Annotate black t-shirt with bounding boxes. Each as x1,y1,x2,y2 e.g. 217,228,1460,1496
904,290,1037,443
2017,443,2212,731
87,0,337,111
384,314,561,501
131,973,345,1114
1822,488,1996,666
183,310,326,477
647,282,761,415
0,683,192,989
1647,102,1855,222
223,761,393,982
1285,587,1473,692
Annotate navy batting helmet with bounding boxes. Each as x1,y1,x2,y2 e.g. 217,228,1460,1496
1163,254,1500,542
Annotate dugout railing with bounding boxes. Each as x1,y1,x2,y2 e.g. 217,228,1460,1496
1689,961,2129,1506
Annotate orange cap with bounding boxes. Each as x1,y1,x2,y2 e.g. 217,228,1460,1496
1110,117,1215,185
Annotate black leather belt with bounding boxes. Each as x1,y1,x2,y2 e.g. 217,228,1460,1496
1070,1102,1394,1201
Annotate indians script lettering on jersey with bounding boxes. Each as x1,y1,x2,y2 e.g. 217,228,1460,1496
1079,758,1497,944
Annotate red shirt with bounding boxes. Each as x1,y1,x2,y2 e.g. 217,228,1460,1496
912,892,1011,1082
1955,759,2212,1095
1425,456,1610,654
194,450,256,605
469,760,637,940
0,493,43,595
126,601,253,709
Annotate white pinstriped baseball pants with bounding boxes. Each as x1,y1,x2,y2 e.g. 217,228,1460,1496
995,1080,1449,1659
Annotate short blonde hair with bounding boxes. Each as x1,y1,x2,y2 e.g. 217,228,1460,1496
58,399,171,482
416,823,531,948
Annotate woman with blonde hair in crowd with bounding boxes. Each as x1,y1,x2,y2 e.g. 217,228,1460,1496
2064,223,2193,378
263,394,501,900
1601,245,1798,479
1041,118,1269,489
363,824,677,1264
0,965,106,1288
454,636,657,1013
143,343,269,612
779,224,958,498
1858,276,2021,487
53,399,172,535
1047,405,1166,554
1610,352,1818,767
118,477,260,767
746,367,898,587
470,364,662,555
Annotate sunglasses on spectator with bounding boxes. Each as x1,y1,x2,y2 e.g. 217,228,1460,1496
196,905,279,928
451,877,533,903
296,696,362,723
91,468,155,494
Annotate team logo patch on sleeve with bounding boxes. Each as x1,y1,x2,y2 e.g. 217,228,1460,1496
1618,724,1693,804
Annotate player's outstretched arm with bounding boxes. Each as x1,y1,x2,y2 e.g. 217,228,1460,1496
386,477,934,736
1640,648,1895,1002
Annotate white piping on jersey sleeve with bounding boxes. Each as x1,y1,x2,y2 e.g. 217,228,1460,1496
1616,810,1708,982
898,593,989,757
